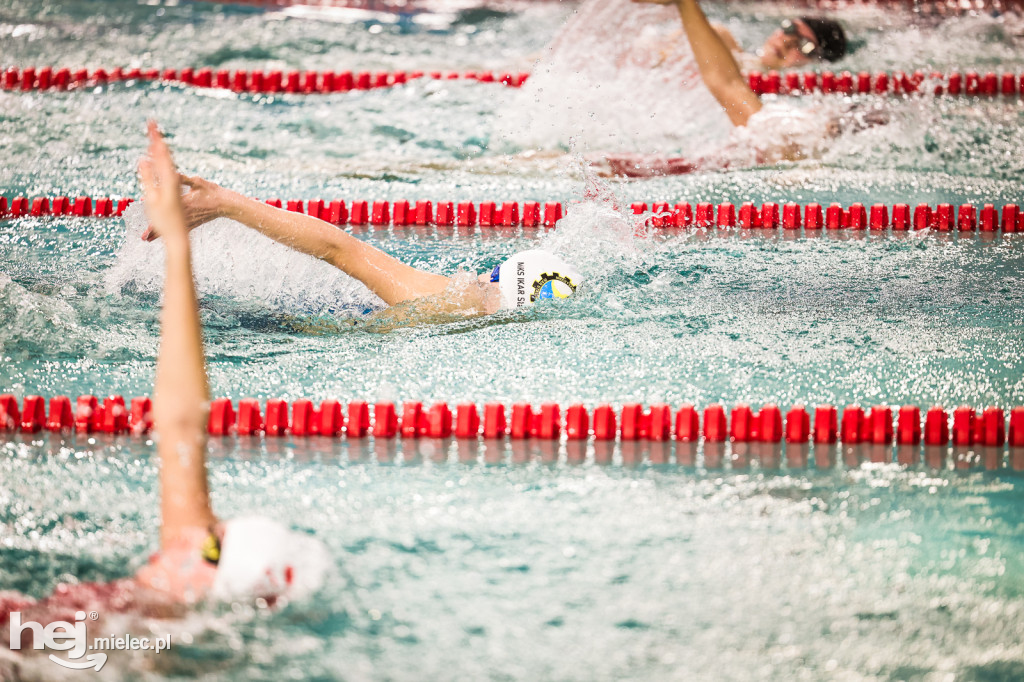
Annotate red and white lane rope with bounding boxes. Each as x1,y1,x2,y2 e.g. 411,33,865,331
6,66,1024,99
0,66,528,94
197,0,1024,16
4,196,1024,233
747,69,1023,97
3,394,1023,468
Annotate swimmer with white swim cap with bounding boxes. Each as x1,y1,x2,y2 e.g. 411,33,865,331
489,249,583,311
142,168,583,319
1,124,330,654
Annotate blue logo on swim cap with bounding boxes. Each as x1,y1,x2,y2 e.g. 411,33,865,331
534,274,575,301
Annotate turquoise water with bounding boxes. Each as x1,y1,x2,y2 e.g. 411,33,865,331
3,0,1024,679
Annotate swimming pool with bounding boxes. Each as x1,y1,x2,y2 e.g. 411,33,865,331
3,0,1024,679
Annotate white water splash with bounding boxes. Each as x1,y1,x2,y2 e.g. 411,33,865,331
493,0,731,154
104,203,384,316
0,273,84,356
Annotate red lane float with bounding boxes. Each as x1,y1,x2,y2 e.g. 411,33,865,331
0,66,529,94
3,394,1023,468
7,65,1024,99
197,0,1024,14
5,196,1023,235
747,69,1021,98
0,394,153,434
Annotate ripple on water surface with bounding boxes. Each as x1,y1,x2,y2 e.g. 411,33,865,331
3,435,1024,680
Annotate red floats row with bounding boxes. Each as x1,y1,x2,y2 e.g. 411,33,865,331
272,198,563,228
7,65,1024,99
207,0,1024,13
4,395,1023,451
0,394,151,435
0,196,132,219
5,196,1023,234
630,201,1023,233
205,399,1024,450
748,69,1024,98
1,66,529,94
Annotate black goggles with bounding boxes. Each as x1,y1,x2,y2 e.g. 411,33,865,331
780,19,821,59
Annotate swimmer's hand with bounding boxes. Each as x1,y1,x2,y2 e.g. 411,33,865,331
141,172,233,242
139,121,189,248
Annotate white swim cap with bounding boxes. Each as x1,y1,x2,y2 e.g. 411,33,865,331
211,516,330,601
495,249,582,310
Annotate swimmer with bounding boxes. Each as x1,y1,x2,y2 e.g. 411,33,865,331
632,0,844,127
748,17,847,71
636,2,848,85
140,167,583,319
602,0,856,177
2,123,328,667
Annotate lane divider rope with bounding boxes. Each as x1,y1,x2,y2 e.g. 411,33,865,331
0,66,529,94
4,196,1024,234
199,0,1024,13
747,69,1023,97
3,394,1023,468
5,66,1024,99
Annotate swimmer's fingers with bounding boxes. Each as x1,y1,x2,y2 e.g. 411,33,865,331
138,157,157,197
141,121,190,243
138,157,162,242
146,121,182,193
178,173,204,189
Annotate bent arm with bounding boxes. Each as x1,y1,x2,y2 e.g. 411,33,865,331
215,191,451,306
164,178,451,307
649,0,761,126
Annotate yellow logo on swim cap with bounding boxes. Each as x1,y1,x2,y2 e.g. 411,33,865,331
531,272,577,303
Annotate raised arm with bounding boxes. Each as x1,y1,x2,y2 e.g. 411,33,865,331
635,0,761,126
139,122,217,553
143,177,450,306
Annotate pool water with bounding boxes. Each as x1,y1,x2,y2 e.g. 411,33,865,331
2,0,1024,679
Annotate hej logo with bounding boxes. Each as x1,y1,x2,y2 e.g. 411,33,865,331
10,608,172,671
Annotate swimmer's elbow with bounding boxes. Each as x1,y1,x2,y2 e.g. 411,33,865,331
706,80,761,127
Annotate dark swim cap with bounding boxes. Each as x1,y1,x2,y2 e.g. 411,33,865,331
800,17,848,62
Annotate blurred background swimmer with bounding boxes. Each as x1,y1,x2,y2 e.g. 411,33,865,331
509,0,869,178
599,0,865,177
1,124,329,672
637,13,848,72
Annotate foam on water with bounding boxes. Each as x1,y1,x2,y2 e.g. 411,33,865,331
107,203,384,315
495,0,732,153
0,274,85,357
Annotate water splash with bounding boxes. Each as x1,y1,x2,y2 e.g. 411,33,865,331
105,203,384,316
0,273,84,357
494,0,731,153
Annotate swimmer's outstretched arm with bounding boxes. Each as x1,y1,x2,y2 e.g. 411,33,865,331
633,0,761,126
144,178,451,306
139,122,217,556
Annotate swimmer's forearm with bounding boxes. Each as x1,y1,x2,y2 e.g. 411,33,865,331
673,0,760,126
219,190,345,262
156,239,216,546
217,192,451,306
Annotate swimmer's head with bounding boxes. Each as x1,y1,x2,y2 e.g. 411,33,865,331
760,17,847,70
211,516,330,601
492,249,583,311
